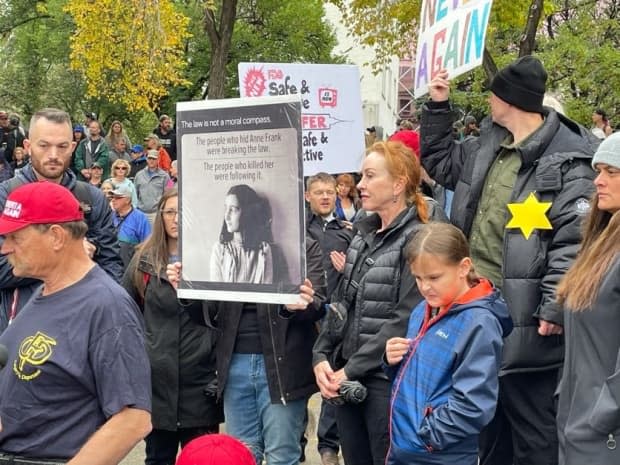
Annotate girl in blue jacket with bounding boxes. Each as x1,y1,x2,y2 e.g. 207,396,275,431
384,223,512,465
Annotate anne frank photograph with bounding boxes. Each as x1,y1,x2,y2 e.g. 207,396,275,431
177,96,305,304
211,184,280,284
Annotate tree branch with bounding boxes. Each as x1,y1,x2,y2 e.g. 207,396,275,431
482,47,498,82
0,14,52,36
519,0,544,57
204,7,220,46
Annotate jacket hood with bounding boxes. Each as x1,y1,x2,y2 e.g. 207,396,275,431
445,279,513,337
482,108,597,169
19,163,78,190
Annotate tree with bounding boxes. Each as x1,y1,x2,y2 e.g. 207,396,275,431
64,0,191,112
329,0,620,126
204,0,239,99
327,0,544,78
539,0,620,124
0,0,85,118
164,0,340,111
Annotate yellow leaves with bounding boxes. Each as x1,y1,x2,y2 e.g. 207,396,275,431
64,0,191,112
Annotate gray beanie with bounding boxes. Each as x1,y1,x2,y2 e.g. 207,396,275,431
592,132,620,169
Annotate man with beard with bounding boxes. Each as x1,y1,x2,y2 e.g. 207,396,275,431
153,115,177,161
0,108,122,331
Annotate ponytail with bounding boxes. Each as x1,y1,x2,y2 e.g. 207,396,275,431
413,191,430,223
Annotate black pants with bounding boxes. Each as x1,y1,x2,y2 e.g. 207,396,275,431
334,377,390,465
317,398,340,453
145,426,219,465
479,370,559,465
298,397,339,458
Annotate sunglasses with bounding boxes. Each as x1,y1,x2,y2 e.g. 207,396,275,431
115,167,128,171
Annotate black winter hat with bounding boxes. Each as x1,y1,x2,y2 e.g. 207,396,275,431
490,56,547,114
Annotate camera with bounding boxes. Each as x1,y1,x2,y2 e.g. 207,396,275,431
324,380,368,406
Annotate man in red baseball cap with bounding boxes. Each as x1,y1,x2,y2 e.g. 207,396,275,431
0,181,152,465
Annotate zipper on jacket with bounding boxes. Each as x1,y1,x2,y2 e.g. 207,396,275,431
268,306,287,405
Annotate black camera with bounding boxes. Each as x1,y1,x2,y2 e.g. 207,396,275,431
324,380,368,406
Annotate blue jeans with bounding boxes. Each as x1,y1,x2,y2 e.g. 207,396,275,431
224,354,306,465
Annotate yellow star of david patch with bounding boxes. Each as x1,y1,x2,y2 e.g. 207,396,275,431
506,192,552,240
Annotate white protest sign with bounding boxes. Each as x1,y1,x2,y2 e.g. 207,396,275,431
176,95,305,305
238,63,364,176
414,0,493,97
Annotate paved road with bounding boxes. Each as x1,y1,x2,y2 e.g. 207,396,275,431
121,393,335,465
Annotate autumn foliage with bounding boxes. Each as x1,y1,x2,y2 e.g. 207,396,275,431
64,0,191,111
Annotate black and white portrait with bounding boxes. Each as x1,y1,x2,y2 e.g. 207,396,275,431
210,184,274,284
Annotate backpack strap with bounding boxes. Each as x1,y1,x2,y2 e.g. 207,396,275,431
138,272,151,309
71,181,94,218
4,176,24,193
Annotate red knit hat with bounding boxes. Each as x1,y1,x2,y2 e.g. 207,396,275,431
176,434,255,465
0,181,83,235
389,130,420,158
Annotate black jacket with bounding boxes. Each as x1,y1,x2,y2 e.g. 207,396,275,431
123,254,223,430
0,165,123,331
153,126,177,161
208,237,327,404
421,102,597,373
306,210,354,298
313,201,447,381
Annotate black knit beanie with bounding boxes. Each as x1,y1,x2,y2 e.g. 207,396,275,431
490,56,547,114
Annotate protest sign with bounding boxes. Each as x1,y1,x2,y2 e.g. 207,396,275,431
176,95,306,305
238,63,365,176
414,0,493,97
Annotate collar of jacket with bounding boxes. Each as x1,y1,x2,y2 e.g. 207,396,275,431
306,208,345,228
19,163,77,191
355,206,415,237
137,253,168,281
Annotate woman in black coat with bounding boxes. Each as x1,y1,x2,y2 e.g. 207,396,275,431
123,188,223,465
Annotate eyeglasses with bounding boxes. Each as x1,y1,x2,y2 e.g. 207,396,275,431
115,167,128,171
161,209,178,218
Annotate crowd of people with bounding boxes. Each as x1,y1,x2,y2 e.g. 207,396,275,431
0,54,618,465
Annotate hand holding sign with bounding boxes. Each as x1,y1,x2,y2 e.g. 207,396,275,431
429,69,451,102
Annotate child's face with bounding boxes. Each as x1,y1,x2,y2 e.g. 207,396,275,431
411,253,472,311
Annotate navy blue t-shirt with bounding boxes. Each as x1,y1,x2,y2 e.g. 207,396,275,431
0,266,151,459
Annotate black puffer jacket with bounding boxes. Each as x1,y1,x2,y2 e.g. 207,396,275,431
123,255,223,430
306,209,354,298
208,237,327,404
313,201,447,381
421,103,598,373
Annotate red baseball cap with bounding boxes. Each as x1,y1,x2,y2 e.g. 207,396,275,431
389,130,420,158
0,181,84,235
176,434,255,465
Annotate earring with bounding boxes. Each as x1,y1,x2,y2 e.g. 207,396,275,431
393,194,398,203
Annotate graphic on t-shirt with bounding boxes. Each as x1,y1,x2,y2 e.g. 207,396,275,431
14,331,57,381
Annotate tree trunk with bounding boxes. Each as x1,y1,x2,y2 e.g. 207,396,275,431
205,0,239,99
519,0,544,57
482,47,498,82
